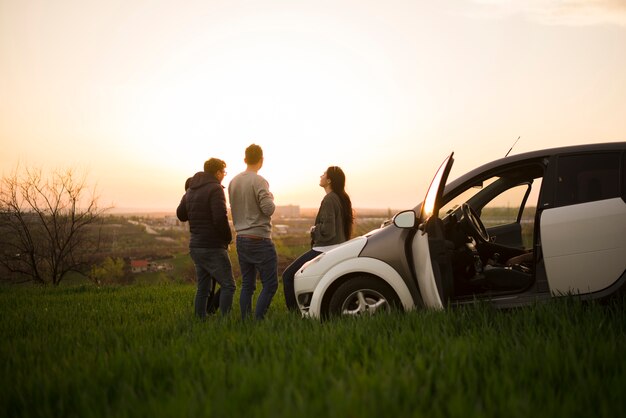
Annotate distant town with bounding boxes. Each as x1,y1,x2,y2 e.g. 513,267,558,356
96,205,396,282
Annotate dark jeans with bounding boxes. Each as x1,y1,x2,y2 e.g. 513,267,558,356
236,236,278,320
190,247,236,318
282,249,321,311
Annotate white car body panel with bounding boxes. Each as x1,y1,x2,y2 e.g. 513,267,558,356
294,237,368,295
412,230,444,309
303,257,416,318
541,197,626,295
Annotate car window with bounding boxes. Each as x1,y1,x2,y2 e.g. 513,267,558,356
481,179,542,249
440,176,537,223
555,152,620,207
440,167,543,250
481,184,529,227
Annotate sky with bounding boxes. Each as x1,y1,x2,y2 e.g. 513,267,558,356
1,0,625,212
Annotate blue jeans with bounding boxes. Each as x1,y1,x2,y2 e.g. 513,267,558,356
190,247,236,318
236,236,278,320
282,249,321,311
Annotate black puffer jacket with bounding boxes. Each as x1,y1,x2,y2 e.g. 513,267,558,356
176,172,232,249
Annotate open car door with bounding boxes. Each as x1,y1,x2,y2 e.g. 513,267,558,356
412,153,455,308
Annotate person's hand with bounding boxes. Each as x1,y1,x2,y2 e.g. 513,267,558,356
505,252,533,266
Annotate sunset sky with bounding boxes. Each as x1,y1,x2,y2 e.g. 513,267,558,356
1,0,625,212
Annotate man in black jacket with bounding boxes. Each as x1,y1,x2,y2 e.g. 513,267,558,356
177,158,236,318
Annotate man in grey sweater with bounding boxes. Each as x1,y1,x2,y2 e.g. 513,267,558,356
228,144,278,320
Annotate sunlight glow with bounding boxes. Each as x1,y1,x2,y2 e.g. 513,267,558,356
1,0,625,211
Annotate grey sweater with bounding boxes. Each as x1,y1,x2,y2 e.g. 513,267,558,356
228,171,275,238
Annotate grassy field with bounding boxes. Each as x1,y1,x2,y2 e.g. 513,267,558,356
1,284,625,418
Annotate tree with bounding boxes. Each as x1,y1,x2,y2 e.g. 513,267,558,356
0,166,110,285
90,257,126,284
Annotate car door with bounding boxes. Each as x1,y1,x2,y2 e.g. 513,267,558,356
541,151,626,295
412,153,455,309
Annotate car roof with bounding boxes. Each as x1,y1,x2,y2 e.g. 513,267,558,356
445,141,626,192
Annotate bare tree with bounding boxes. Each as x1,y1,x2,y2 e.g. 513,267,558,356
0,166,110,285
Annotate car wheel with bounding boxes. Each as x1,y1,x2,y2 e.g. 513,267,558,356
328,276,400,317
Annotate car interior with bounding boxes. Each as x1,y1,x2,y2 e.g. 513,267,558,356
433,164,545,300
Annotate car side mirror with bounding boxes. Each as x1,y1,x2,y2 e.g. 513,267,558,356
393,210,416,229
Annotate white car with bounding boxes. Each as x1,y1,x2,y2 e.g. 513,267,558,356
294,142,626,319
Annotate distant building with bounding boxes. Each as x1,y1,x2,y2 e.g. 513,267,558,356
130,259,173,273
273,224,288,235
274,205,300,218
130,259,149,273
148,261,173,272
164,216,179,226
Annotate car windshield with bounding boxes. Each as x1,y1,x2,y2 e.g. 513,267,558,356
440,177,500,218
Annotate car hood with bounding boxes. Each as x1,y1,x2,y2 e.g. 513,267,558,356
297,236,368,279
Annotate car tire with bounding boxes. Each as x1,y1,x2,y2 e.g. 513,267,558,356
327,276,400,317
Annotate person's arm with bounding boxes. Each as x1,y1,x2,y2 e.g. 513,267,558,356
311,196,337,245
505,251,533,266
255,177,275,217
176,194,188,222
210,187,232,244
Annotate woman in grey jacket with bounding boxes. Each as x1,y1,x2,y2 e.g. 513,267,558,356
282,166,354,311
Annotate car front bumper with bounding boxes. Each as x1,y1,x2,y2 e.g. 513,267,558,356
294,237,368,316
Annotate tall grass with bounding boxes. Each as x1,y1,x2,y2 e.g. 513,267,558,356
1,284,625,418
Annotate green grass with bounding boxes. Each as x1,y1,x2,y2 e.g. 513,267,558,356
1,284,625,418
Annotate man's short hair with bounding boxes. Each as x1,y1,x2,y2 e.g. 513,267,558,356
245,144,263,165
204,158,226,176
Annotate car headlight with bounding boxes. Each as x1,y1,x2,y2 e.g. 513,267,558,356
299,253,325,274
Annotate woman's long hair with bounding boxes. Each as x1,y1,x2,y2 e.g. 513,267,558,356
326,166,353,239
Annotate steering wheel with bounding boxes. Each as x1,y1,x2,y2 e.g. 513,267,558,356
461,203,489,243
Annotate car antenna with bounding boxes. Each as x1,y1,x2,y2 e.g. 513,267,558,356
505,136,520,158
